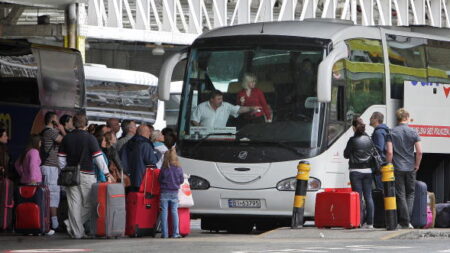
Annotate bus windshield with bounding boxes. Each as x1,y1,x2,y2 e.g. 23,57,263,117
179,42,325,149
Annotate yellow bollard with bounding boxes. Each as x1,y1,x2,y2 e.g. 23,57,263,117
381,163,398,230
291,161,311,229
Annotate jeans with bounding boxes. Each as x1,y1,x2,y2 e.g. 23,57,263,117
373,174,383,191
395,170,416,226
350,172,374,225
160,192,180,238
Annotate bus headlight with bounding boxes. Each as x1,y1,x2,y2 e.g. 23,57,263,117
188,175,210,190
276,177,321,191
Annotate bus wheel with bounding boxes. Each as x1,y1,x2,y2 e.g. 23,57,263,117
227,219,254,234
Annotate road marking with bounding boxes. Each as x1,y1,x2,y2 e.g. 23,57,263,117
4,249,92,253
231,244,414,253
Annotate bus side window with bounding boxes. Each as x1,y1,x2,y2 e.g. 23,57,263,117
344,39,385,114
427,40,450,84
387,35,427,99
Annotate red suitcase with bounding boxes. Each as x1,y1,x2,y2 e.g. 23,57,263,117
14,185,51,235
139,167,160,195
168,208,191,237
125,192,159,237
315,188,360,229
0,177,14,231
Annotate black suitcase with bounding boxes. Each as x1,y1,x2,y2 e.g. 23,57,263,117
435,203,450,228
411,181,427,228
372,189,385,228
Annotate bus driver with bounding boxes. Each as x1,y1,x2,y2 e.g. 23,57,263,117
191,90,261,129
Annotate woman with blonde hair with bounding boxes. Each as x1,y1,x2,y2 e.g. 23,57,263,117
158,147,184,238
236,72,272,124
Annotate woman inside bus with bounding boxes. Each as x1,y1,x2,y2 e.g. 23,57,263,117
236,73,272,124
343,117,375,229
15,135,42,185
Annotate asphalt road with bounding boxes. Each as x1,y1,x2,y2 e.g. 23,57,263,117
2,220,450,253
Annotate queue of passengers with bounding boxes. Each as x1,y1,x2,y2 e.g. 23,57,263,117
344,108,422,229
0,112,183,239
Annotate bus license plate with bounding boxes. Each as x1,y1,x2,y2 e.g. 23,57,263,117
228,199,261,208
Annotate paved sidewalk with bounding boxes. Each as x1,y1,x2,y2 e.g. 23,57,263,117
259,227,450,241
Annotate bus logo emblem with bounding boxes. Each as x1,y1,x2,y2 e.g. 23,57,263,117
238,151,248,160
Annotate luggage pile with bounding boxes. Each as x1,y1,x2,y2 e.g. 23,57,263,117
1,166,192,238
314,181,443,230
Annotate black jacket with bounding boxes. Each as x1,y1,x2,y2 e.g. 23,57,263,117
344,134,375,169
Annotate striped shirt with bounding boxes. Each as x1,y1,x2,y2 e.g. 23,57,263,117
41,127,60,167
191,101,240,129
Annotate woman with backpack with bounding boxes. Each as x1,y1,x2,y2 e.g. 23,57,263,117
344,116,375,229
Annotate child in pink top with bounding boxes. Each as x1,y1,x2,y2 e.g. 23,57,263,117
15,135,42,185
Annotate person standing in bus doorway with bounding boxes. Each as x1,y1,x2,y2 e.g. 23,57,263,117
116,120,137,153
370,112,389,190
386,108,423,229
0,128,10,178
58,113,111,239
41,111,66,232
120,124,160,191
106,118,121,137
236,73,272,124
191,90,261,129
344,117,375,229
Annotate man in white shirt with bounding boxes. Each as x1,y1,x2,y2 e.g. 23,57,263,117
191,90,260,128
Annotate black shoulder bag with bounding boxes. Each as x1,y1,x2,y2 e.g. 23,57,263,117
57,141,83,187
369,140,384,175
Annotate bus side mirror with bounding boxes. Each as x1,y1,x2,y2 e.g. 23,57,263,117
158,51,188,101
317,42,348,103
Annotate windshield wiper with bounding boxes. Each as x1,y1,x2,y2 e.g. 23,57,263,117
189,133,235,155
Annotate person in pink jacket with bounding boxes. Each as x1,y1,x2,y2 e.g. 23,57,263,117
15,135,42,185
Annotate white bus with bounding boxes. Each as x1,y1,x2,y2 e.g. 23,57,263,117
158,20,450,233
84,63,159,126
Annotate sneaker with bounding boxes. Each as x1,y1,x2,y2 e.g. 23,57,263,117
363,224,374,229
172,235,182,239
408,223,414,229
397,224,411,229
46,229,55,236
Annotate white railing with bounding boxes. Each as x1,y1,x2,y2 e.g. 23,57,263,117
79,0,450,45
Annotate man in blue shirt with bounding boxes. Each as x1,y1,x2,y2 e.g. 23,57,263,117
120,124,161,191
370,112,390,190
386,108,423,229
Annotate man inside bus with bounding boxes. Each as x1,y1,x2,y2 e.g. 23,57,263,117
191,89,261,129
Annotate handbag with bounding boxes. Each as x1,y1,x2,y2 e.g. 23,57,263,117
369,141,384,175
178,174,194,208
57,165,80,186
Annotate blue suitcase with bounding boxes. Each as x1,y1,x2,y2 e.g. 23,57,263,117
411,181,427,228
